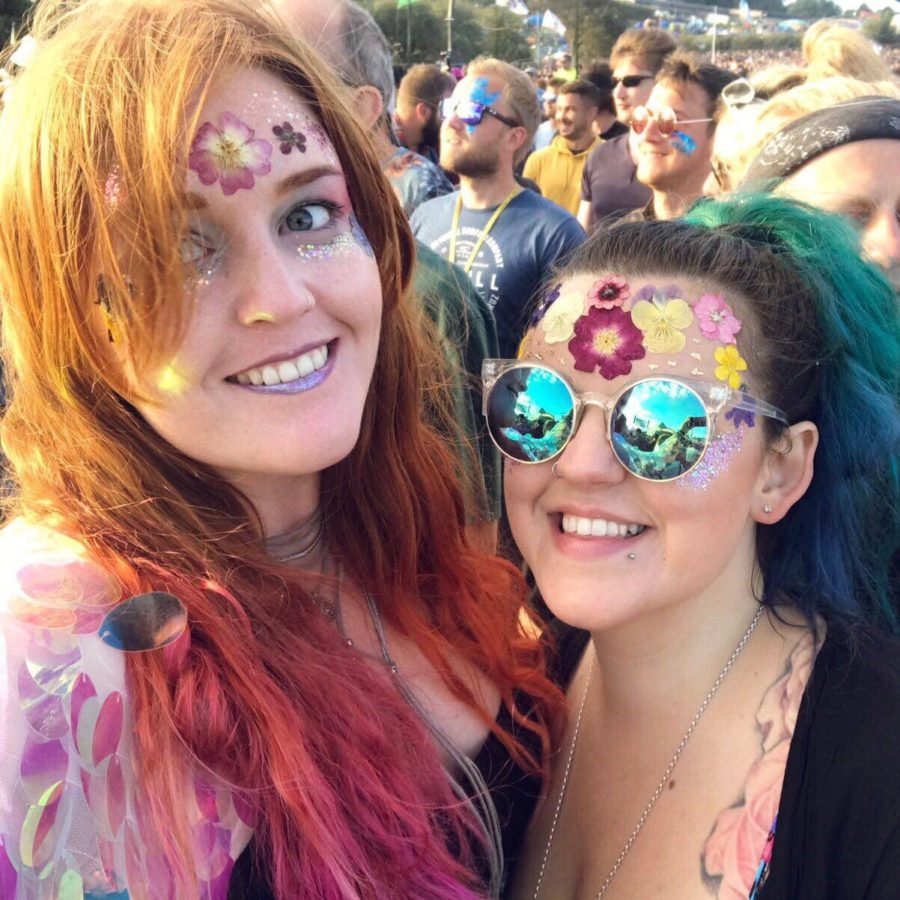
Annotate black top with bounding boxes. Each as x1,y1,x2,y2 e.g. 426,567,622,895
760,626,900,898
228,622,585,899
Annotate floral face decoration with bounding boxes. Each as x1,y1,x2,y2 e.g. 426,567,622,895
189,111,273,196
524,275,755,491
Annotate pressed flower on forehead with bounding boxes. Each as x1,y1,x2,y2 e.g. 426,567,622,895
694,292,742,344
630,294,694,354
529,283,562,328
587,276,630,310
725,385,756,429
189,112,273,196
272,121,307,155
715,344,748,390
567,307,646,379
542,291,585,344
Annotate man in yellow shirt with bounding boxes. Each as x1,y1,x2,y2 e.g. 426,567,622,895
523,80,601,215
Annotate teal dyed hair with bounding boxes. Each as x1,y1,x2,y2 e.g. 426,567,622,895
554,193,900,632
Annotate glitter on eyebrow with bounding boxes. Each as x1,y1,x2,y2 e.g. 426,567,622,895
690,352,702,361
691,367,705,376
679,429,744,492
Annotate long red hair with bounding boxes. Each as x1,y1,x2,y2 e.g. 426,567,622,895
0,0,562,896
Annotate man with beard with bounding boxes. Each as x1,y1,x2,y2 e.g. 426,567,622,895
411,59,585,358
395,64,455,166
523,80,601,215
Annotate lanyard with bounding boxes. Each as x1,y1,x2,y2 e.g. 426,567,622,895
448,188,519,274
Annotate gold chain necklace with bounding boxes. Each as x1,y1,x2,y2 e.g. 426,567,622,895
533,604,764,899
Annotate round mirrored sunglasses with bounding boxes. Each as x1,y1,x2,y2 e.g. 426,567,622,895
482,362,788,483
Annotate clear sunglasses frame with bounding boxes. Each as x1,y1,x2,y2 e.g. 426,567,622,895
481,359,790,481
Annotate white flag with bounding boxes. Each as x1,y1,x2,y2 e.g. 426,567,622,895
542,9,566,35
497,0,529,14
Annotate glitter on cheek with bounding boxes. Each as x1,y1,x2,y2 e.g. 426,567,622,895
679,429,744,493
296,233,359,262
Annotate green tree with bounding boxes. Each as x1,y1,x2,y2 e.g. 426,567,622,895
475,6,532,63
1,0,32,45
373,0,486,66
862,8,899,45
785,0,842,19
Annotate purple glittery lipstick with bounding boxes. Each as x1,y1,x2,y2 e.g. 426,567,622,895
233,343,335,395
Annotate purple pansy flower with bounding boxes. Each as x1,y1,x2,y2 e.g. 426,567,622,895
189,112,273,196
272,121,307,155
567,307,646,379
724,385,756,429
530,282,561,328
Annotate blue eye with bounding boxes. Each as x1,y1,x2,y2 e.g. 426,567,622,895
180,234,211,264
285,203,336,232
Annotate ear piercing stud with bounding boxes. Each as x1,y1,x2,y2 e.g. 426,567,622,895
763,504,773,514
627,553,636,560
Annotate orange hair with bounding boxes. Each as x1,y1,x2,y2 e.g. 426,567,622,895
0,0,562,894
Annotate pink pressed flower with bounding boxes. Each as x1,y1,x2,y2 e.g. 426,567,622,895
567,307,645,379
694,292,742,343
587,275,630,309
188,112,273,196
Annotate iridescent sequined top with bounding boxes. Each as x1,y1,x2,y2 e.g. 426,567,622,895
0,520,253,899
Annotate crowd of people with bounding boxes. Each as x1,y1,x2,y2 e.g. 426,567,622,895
0,2,897,899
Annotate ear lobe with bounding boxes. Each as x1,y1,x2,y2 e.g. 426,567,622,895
351,84,384,131
753,421,818,524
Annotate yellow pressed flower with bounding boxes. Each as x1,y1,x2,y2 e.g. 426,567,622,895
714,344,747,389
543,292,586,344
630,298,693,353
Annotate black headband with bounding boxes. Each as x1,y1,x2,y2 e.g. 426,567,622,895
741,95,900,187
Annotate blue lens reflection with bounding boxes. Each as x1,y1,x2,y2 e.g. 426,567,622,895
611,381,708,480
487,368,574,462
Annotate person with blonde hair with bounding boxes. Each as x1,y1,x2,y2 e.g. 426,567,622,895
712,77,900,282
802,22,894,83
0,1,564,897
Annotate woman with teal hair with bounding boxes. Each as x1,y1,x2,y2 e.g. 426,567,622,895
487,193,899,899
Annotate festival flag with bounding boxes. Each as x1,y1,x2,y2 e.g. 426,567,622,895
497,0,530,14
542,10,566,36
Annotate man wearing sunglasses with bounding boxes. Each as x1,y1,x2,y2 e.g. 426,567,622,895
578,28,676,232
410,60,585,359
627,54,733,223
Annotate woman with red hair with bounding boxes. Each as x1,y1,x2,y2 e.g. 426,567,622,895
0,1,560,897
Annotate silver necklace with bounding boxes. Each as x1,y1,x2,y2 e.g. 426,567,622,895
533,604,764,899
275,521,324,563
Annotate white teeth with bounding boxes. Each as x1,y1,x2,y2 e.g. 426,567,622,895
278,361,300,382
562,514,646,538
234,343,329,386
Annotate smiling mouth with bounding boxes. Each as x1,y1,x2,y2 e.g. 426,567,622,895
228,342,331,387
560,514,647,538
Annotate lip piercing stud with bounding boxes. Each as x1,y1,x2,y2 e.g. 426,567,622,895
552,462,563,479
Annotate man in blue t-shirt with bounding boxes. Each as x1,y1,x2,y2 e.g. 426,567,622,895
410,59,585,359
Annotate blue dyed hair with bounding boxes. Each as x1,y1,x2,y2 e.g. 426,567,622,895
554,193,900,633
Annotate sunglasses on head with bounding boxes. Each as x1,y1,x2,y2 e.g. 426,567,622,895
631,105,714,136
440,98,520,129
611,74,654,89
482,361,789,483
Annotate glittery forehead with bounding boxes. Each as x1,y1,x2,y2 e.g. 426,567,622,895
524,275,748,390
